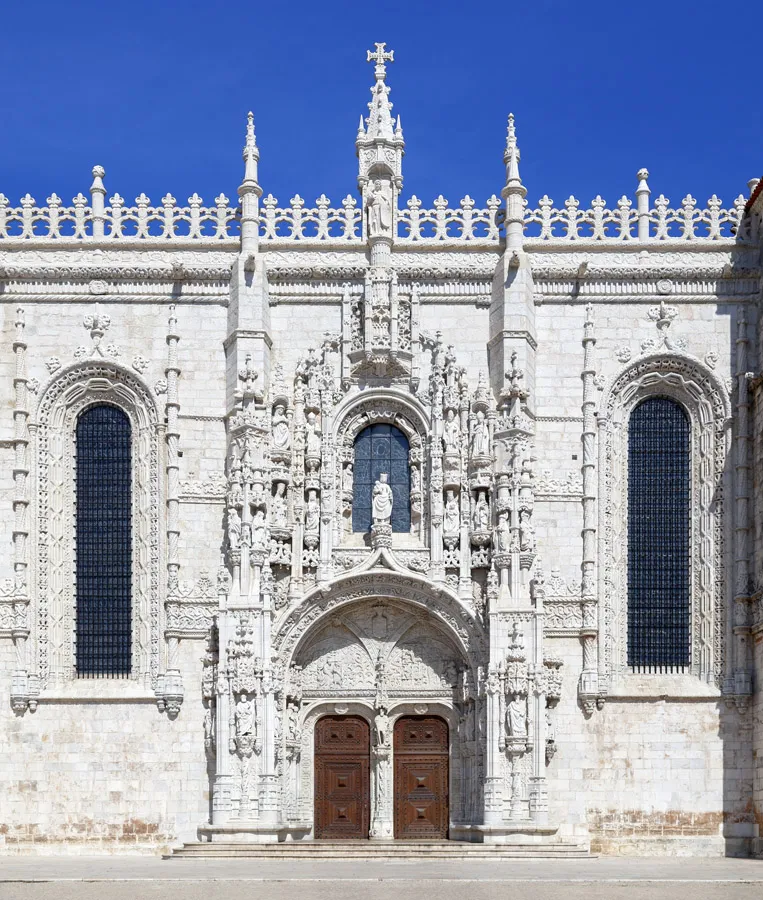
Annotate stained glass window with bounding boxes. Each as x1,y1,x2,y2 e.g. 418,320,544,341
352,424,410,533
627,397,690,670
75,404,132,677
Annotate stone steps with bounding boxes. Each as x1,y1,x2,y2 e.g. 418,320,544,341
167,840,591,859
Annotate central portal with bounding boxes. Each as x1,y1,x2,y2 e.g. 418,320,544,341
394,716,449,840
314,716,370,839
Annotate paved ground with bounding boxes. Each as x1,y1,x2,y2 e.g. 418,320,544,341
0,856,761,900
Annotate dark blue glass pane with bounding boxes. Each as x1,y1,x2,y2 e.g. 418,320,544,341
351,423,411,533
627,397,690,669
372,436,390,459
354,458,372,484
391,431,408,459
75,404,132,677
354,431,371,459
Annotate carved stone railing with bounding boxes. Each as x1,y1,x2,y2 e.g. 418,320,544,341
0,191,239,241
0,179,753,245
259,194,361,241
396,195,504,242
523,193,749,242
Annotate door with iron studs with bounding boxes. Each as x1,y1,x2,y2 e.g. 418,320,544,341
394,716,449,840
314,716,370,839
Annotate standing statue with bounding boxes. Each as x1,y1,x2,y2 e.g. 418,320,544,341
304,489,320,537
227,506,242,549
471,409,491,457
507,694,527,738
496,511,510,552
342,463,354,494
235,692,256,738
442,408,461,453
372,473,394,524
366,179,393,238
519,508,536,552
271,482,288,528
443,489,460,535
251,508,267,548
472,491,490,531
305,411,321,457
374,707,391,749
271,404,291,451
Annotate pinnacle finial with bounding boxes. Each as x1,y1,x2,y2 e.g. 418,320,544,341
503,112,524,196
241,110,260,189
367,42,394,81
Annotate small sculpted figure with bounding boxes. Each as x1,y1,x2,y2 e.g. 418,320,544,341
367,179,392,237
271,482,288,528
227,506,241,549
251,508,267,548
472,491,490,531
443,489,460,535
343,464,353,494
305,411,321,457
471,410,490,457
372,473,393,524
507,695,527,738
271,404,291,451
304,489,320,536
496,511,510,552
442,408,460,453
519,508,536,552
235,692,256,737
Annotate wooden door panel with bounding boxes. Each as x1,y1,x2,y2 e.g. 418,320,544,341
314,715,370,840
394,716,449,840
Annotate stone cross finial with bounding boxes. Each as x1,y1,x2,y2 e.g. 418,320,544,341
367,42,394,80
238,353,259,394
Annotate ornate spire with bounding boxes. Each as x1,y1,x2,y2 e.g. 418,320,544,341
364,42,397,141
356,44,404,192
502,114,526,250
240,111,260,192
502,114,524,198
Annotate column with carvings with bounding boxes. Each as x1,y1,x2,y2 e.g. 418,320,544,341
578,303,601,715
156,305,184,716
10,306,37,714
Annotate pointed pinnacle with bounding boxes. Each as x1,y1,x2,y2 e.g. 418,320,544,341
395,114,403,137
504,112,522,188
357,113,366,136
245,111,256,149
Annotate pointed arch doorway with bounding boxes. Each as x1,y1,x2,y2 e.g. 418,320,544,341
394,716,449,840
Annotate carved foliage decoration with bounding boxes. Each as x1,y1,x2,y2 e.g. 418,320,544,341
34,361,161,686
600,353,731,685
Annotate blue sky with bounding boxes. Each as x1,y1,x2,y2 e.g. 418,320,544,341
1,0,760,213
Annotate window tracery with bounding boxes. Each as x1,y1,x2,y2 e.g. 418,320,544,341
627,397,690,671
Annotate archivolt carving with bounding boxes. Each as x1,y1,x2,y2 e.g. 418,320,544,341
274,570,486,667
599,352,731,686
34,361,162,687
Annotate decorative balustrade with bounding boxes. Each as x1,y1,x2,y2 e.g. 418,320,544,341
0,191,239,240
0,177,754,245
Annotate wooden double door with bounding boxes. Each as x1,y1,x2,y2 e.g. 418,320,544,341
314,714,448,840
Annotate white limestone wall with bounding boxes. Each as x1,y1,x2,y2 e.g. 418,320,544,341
0,641,208,853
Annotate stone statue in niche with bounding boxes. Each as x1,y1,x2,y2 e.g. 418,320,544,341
272,404,291,451
251,508,267,548
443,489,459,535
372,473,393,524
366,179,393,238
472,491,490,531
443,408,460,453
507,694,527,738
411,465,420,493
343,463,354,494
374,707,391,749
271,482,288,528
471,409,490,457
305,411,321,457
519,508,535,552
304,489,320,537
227,506,241,549
286,703,300,743
235,692,256,737
495,511,510,552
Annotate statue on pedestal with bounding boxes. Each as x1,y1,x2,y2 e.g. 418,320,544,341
372,473,393,525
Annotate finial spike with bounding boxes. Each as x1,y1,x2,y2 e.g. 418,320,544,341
503,112,523,192
241,109,260,189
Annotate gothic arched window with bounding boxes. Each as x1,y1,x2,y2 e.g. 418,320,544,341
75,404,132,676
627,397,690,670
352,424,410,533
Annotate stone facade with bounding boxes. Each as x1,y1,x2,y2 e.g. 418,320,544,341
0,45,762,855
